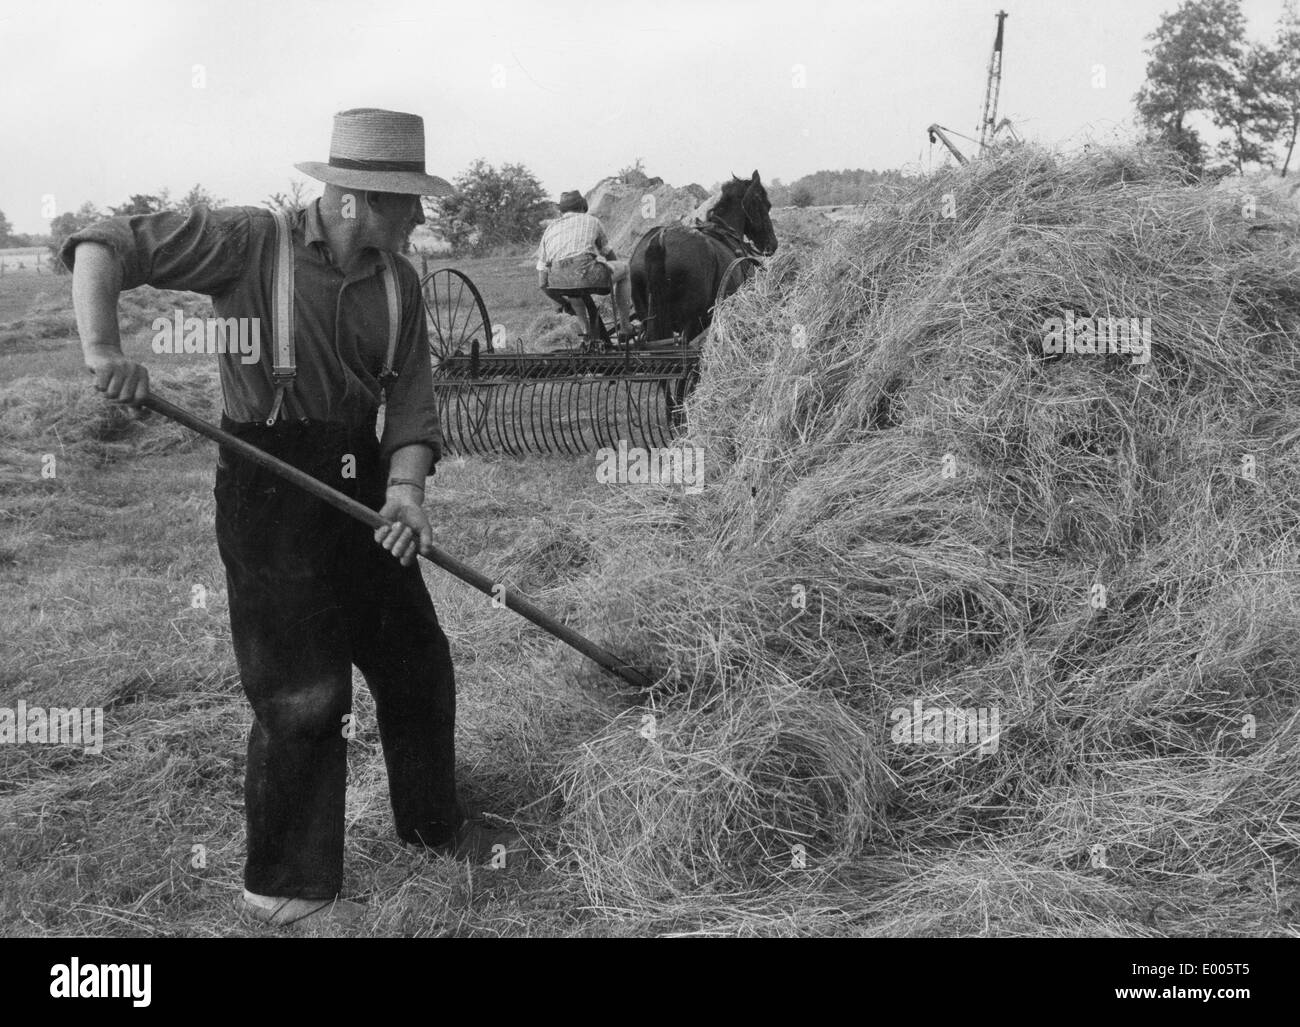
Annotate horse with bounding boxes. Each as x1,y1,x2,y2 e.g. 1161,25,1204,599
630,170,778,343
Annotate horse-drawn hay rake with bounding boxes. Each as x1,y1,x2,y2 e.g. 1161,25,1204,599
419,257,759,456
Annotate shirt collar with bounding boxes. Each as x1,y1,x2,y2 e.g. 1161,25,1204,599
301,199,387,276
302,199,329,250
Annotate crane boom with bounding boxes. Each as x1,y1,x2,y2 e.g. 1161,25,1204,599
977,10,1009,155
926,124,969,165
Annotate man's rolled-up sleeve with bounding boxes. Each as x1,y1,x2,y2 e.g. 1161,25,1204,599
59,204,250,295
379,267,443,466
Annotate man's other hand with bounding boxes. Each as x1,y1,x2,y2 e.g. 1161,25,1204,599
86,345,150,404
375,494,433,566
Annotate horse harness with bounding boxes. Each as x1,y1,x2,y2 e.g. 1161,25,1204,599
643,214,763,265
696,215,764,260
264,209,403,427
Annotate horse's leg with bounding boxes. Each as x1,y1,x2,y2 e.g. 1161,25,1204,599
609,263,635,333
629,237,649,323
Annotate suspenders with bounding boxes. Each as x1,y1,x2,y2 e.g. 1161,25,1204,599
379,253,401,390
264,210,403,427
267,211,296,426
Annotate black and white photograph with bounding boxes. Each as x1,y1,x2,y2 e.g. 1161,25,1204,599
0,0,1296,996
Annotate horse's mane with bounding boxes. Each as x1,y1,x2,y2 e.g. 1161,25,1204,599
710,176,751,223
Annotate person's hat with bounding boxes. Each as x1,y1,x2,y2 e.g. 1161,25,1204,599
559,190,588,213
295,108,455,197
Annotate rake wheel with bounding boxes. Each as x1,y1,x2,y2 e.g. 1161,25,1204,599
422,268,493,360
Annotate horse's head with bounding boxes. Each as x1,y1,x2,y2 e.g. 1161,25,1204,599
716,173,778,256
740,171,777,256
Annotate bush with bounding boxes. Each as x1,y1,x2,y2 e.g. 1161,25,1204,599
434,160,551,256
46,203,104,273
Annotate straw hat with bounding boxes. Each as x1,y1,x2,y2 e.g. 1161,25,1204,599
295,108,454,197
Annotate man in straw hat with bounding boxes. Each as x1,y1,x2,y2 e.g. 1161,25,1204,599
65,108,516,930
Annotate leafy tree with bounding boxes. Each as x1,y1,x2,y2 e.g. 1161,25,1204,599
265,179,316,217
433,160,550,254
1135,0,1247,175
618,157,646,179
1274,0,1300,175
790,186,815,208
765,177,790,207
176,183,226,210
1212,41,1290,172
110,193,168,216
0,208,14,247
46,201,103,272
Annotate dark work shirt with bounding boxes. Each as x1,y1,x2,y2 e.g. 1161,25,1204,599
61,201,441,463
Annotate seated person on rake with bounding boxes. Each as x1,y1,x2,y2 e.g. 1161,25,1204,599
536,189,638,350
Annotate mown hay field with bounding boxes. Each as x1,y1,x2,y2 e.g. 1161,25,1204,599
3,149,1300,936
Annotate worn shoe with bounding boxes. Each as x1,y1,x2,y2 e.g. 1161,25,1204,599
235,890,366,929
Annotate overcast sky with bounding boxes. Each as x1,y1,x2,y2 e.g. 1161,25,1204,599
1,0,1291,233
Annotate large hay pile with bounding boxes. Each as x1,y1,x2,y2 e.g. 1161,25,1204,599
552,146,1300,934
585,173,709,257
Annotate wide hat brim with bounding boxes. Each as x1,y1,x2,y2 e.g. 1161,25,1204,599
295,161,455,197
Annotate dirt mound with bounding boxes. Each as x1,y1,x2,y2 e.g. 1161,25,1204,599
585,175,710,258
549,145,1300,932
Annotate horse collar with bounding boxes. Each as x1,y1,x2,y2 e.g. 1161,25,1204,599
702,216,758,258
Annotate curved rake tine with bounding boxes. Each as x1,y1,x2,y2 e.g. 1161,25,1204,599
534,377,555,456
495,381,512,457
508,379,528,457
571,377,587,454
559,377,581,456
549,378,567,456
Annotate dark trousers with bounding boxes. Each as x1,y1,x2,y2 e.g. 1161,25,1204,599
214,416,459,899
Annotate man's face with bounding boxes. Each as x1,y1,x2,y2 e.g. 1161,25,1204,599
368,192,425,252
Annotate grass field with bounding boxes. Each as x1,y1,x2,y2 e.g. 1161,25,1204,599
6,166,1296,940
0,258,650,937
417,250,554,351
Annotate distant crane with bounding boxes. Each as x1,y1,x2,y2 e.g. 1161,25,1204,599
927,10,1018,166
977,10,1009,155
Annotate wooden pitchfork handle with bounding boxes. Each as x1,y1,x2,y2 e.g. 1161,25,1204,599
137,392,654,691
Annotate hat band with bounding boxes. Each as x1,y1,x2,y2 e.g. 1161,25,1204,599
328,155,426,173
